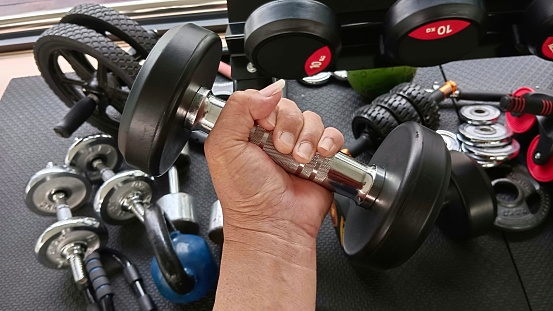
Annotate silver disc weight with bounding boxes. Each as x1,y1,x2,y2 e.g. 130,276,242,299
458,123,513,143
437,130,461,152
459,105,501,125
463,139,520,161
457,132,511,148
300,72,332,86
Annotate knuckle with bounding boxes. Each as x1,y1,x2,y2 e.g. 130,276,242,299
303,110,322,122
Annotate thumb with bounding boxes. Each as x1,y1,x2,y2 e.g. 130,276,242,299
209,80,285,143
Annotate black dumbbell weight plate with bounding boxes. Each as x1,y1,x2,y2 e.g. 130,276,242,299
343,122,451,270
34,23,141,136
119,24,221,175
383,0,487,67
60,3,157,59
244,0,341,79
492,165,551,231
436,151,496,240
521,0,553,61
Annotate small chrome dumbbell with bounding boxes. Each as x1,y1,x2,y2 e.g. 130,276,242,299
208,200,223,246
157,165,198,234
65,134,145,224
26,163,108,289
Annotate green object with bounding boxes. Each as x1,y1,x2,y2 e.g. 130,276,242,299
347,66,417,99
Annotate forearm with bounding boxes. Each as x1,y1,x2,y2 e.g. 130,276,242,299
213,226,318,311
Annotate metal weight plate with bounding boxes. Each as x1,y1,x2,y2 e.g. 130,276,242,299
299,72,332,86
119,24,222,175
437,130,461,152
436,151,497,240
463,139,520,161
25,164,91,215
332,70,348,81
458,123,513,143
461,145,504,168
35,217,107,269
492,165,550,231
94,170,155,224
457,132,512,148
343,122,451,270
459,105,501,125
65,134,122,182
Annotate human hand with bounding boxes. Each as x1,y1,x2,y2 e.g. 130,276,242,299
204,79,344,249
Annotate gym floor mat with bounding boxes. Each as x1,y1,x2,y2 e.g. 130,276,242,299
0,59,541,309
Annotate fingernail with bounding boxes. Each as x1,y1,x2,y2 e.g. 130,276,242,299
279,132,295,149
319,137,335,152
259,79,286,97
297,142,314,160
267,111,277,127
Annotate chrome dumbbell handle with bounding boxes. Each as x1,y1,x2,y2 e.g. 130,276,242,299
192,89,385,209
92,158,116,182
51,192,87,287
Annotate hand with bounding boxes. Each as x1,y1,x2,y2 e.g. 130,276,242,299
204,80,344,247
206,80,344,311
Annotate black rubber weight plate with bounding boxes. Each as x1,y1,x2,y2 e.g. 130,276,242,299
61,3,157,59
436,151,496,240
34,23,141,136
343,122,452,270
119,24,222,176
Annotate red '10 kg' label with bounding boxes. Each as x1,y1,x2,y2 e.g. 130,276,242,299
304,46,332,76
408,20,471,40
542,37,553,60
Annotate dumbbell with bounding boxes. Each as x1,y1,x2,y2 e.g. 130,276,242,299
208,200,224,246
118,23,453,270
243,0,341,79
334,150,496,252
343,81,454,157
25,163,108,289
157,165,199,234
520,0,553,61
383,0,487,66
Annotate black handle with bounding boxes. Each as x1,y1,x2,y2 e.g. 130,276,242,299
54,96,97,138
500,93,553,116
144,203,195,295
456,91,505,102
343,133,374,158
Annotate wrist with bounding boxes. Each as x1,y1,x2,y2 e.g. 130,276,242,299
215,224,318,311
224,218,318,258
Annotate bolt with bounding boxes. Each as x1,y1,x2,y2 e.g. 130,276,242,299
246,62,257,73
122,195,146,223
63,244,87,290
53,194,88,289
535,153,542,160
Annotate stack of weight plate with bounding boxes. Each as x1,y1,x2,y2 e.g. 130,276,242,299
454,105,520,168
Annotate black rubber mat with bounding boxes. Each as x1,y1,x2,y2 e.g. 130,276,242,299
443,56,553,311
0,66,530,311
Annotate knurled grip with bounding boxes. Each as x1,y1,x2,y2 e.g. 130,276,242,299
249,126,334,188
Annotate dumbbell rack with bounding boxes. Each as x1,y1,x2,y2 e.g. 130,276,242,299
226,0,543,90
